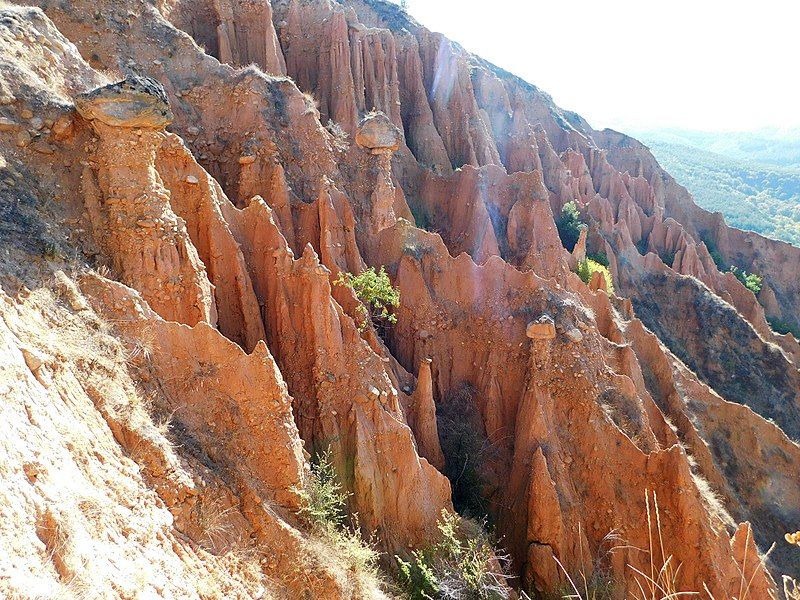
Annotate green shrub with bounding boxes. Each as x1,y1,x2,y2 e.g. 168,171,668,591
556,201,586,252
767,316,800,339
729,266,763,294
397,550,439,599
436,384,493,519
298,451,381,590
659,250,676,267
298,449,349,531
586,251,609,267
396,510,510,600
335,266,400,332
710,251,726,270
703,238,727,270
576,259,614,294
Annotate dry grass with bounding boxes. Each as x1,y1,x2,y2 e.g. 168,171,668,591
550,490,768,600
196,494,239,553
303,91,319,114
703,524,772,600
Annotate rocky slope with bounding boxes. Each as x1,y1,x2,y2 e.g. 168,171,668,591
0,0,797,597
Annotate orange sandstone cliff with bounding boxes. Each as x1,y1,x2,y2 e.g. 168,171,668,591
0,0,797,598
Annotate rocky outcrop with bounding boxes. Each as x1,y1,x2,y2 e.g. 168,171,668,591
224,198,451,552
3,0,797,596
77,76,217,327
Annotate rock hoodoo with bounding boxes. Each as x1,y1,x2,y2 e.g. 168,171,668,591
0,0,796,598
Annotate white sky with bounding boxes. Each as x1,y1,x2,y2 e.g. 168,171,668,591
406,0,800,132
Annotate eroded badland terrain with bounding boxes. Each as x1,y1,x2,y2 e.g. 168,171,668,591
0,0,798,598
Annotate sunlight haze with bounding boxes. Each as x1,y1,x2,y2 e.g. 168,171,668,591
405,0,800,133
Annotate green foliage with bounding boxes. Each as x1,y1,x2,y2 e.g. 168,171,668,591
436,384,492,519
397,551,439,599
729,265,763,294
556,201,586,252
702,237,728,270
396,510,510,600
767,316,800,339
639,136,800,247
659,250,676,267
576,259,614,294
710,250,726,270
586,251,609,267
335,266,400,332
298,451,381,586
298,449,349,531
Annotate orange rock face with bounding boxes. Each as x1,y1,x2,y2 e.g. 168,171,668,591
1,0,797,597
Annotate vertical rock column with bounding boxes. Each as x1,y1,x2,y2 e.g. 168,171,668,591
409,358,446,471
77,76,216,326
354,111,402,255
521,315,567,592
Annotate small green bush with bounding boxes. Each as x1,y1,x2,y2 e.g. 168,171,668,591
298,451,381,589
298,449,349,531
556,201,586,252
709,249,726,270
767,316,800,339
576,259,614,294
729,265,763,294
586,251,609,267
335,266,400,332
703,237,727,270
396,510,510,600
659,250,676,267
397,550,439,599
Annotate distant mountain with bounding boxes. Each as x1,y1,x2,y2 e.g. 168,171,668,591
637,127,800,168
634,130,800,246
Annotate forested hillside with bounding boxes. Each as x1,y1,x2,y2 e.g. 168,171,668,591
638,136,800,246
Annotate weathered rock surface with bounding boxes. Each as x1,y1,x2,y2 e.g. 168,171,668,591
1,0,797,597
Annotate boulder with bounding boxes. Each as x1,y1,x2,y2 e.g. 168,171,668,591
355,111,402,154
527,315,556,340
75,75,173,128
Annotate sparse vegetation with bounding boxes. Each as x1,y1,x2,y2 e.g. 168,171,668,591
537,526,618,600
767,315,800,339
299,449,349,530
335,266,400,333
396,510,510,600
587,251,609,267
658,250,676,267
302,91,319,114
729,265,763,295
576,259,614,294
556,201,586,252
298,450,381,591
703,238,764,295
436,384,493,519
326,119,350,151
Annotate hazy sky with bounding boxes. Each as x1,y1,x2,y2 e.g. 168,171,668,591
405,0,800,133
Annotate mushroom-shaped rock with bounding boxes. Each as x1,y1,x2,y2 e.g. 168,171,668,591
527,314,556,340
75,75,173,128
355,111,402,154
77,76,215,327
